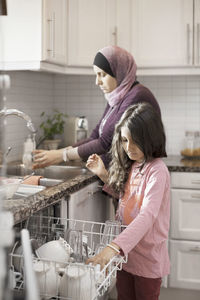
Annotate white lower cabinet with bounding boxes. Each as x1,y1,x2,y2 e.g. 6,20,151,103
171,189,200,240
169,172,200,291
60,181,108,223
169,240,200,290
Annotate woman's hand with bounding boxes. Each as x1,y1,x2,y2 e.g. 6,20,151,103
32,149,63,169
86,154,108,183
86,243,120,270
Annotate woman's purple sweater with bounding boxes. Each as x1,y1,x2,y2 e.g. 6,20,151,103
73,83,160,167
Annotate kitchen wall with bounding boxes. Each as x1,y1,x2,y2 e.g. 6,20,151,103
4,71,200,162
3,71,54,162
54,74,200,157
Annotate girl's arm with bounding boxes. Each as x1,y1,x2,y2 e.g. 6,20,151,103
86,154,108,183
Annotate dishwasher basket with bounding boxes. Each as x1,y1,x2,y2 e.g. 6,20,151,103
10,215,127,300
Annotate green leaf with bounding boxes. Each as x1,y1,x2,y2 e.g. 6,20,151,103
38,110,68,141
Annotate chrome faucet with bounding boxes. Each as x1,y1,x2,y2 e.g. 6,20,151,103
0,108,36,133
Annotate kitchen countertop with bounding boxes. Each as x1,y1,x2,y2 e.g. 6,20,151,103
3,155,200,224
162,155,200,172
3,171,98,224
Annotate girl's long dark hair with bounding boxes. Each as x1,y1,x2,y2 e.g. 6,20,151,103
108,102,167,194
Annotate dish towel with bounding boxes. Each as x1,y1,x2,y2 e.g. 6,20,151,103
22,176,43,185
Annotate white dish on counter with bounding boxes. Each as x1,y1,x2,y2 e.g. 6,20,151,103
16,184,45,195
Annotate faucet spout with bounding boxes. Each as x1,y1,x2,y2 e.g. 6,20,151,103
0,109,36,133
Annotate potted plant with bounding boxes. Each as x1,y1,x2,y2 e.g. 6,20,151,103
38,110,67,150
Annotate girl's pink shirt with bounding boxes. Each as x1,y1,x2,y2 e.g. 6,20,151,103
113,158,170,278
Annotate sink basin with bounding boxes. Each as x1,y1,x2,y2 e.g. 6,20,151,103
6,164,92,185
35,165,91,180
1,164,92,199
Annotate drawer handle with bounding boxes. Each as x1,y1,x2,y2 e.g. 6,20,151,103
191,194,200,199
189,246,200,252
88,190,101,196
191,180,200,184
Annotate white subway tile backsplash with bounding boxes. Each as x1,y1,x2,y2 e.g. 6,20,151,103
1,71,200,162
2,71,54,162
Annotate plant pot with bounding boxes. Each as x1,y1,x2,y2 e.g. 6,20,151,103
42,139,61,150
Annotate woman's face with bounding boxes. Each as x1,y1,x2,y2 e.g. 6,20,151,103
93,65,117,93
121,126,144,163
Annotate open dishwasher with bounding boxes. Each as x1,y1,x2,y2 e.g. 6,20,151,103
9,215,127,300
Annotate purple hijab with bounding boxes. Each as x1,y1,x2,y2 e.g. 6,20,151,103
98,46,137,107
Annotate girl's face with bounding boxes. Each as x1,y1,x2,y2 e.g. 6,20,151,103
93,65,117,93
121,126,145,163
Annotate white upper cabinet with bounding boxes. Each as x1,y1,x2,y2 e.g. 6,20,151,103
0,0,42,70
67,0,200,72
130,0,199,67
67,0,115,67
0,0,67,71
131,0,200,68
67,0,132,67
42,0,67,65
1,0,200,73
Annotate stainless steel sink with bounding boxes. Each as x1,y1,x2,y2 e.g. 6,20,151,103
6,164,92,186
35,165,91,180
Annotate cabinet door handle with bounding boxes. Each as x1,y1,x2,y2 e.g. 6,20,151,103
186,23,191,64
197,23,200,65
88,190,101,196
191,180,200,184
191,193,200,199
52,12,55,58
47,18,53,54
189,246,200,252
47,13,55,58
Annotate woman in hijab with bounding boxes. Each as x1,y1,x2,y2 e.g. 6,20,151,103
33,46,160,169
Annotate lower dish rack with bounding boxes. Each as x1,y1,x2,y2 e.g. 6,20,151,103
9,215,127,300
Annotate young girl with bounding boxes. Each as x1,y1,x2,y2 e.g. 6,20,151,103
86,102,170,300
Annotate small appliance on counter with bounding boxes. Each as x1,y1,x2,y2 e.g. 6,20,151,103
63,116,88,146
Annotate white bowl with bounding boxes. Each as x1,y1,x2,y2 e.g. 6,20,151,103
33,260,60,300
59,264,97,300
35,238,72,267
0,178,21,199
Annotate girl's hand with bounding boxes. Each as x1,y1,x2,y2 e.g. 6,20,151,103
32,149,63,169
86,154,108,183
86,244,119,270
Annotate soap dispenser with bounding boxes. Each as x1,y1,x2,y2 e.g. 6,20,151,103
22,135,36,169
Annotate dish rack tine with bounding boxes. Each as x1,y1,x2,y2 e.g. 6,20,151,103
21,229,40,300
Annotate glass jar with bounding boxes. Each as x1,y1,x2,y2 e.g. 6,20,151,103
181,131,200,157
